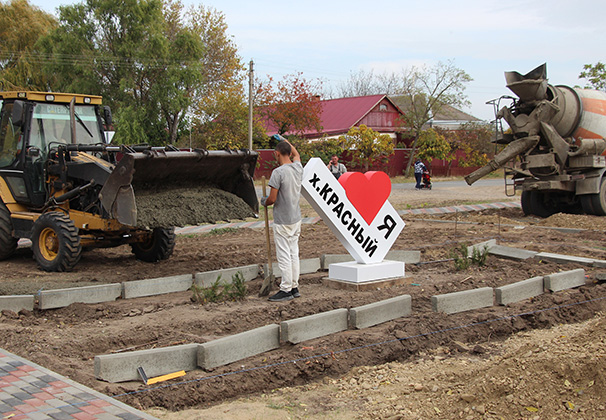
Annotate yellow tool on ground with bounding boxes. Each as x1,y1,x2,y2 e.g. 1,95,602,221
137,367,186,385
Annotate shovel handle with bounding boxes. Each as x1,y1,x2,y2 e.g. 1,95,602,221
262,177,272,271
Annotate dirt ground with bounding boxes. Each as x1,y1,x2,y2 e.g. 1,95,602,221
2,179,606,419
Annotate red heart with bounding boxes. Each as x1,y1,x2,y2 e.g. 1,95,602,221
339,171,391,225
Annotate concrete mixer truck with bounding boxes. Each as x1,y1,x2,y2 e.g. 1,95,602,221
465,63,606,217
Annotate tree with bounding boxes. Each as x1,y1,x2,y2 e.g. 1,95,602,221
255,72,323,136
415,128,451,163
338,124,394,172
36,0,241,145
189,87,267,150
0,0,57,90
396,61,472,175
435,122,494,172
172,1,243,145
337,69,401,97
296,137,344,166
579,62,606,91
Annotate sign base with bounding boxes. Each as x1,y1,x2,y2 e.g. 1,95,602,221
323,275,410,292
328,260,405,283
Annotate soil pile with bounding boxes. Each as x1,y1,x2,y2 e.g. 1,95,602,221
164,315,606,419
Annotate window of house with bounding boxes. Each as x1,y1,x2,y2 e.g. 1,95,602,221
379,104,387,111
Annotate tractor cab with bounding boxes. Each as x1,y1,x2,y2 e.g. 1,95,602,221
0,92,111,208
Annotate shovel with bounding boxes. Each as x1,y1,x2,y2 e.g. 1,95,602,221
259,176,275,297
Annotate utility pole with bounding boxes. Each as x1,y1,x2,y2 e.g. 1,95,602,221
248,59,254,150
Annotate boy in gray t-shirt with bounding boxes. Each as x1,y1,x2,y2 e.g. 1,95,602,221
261,140,303,302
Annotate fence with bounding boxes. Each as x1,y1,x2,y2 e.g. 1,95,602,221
254,149,481,179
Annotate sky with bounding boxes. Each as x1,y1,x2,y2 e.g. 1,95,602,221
27,0,606,122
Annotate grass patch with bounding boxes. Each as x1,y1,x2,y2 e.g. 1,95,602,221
190,272,248,304
450,243,489,271
205,227,239,236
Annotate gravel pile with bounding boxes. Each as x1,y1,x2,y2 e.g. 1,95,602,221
135,186,255,228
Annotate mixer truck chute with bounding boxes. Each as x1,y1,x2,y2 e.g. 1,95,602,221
465,64,606,217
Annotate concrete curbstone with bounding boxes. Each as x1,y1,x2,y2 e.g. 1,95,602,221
94,343,198,383
263,258,321,279
0,295,35,313
495,276,544,305
467,239,497,257
489,245,538,261
39,284,122,310
281,308,348,344
197,324,280,370
386,250,421,264
194,264,260,288
535,252,595,266
593,260,606,268
321,251,420,270
431,287,494,314
544,269,586,292
321,254,353,269
349,295,411,329
122,274,193,299
300,258,321,275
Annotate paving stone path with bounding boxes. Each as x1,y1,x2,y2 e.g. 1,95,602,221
0,349,156,420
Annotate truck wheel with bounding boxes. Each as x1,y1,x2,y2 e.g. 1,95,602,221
130,227,175,262
580,195,596,215
520,191,534,216
0,200,18,260
584,178,606,216
32,212,82,272
526,191,556,218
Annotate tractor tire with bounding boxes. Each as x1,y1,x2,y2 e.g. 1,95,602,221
130,227,175,262
0,200,17,260
32,212,82,272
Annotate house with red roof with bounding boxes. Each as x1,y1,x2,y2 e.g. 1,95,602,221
257,94,484,178
263,94,407,143
262,94,481,144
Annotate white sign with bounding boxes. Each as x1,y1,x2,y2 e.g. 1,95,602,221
301,158,405,264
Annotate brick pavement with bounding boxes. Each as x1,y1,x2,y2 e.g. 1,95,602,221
0,349,156,420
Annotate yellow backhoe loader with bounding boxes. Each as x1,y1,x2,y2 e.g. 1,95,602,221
0,91,258,271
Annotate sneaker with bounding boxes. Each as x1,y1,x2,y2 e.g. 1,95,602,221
268,290,294,302
291,287,301,298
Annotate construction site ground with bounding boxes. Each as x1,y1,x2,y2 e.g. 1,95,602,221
2,178,606,420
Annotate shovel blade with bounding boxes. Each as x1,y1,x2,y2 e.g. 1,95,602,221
258,274,275,297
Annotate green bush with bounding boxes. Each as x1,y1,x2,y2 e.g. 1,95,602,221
450,243,489,271
450,243,471,271
471,245,489,266
295,137,344,166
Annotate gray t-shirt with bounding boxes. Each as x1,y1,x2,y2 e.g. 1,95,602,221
268,161,303,225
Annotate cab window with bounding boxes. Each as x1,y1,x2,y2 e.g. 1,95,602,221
29,103,103,152
0,103,23,168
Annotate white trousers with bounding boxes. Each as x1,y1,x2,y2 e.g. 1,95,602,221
273,221,301,292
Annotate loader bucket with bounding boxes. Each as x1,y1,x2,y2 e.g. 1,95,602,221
99,149,258,228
